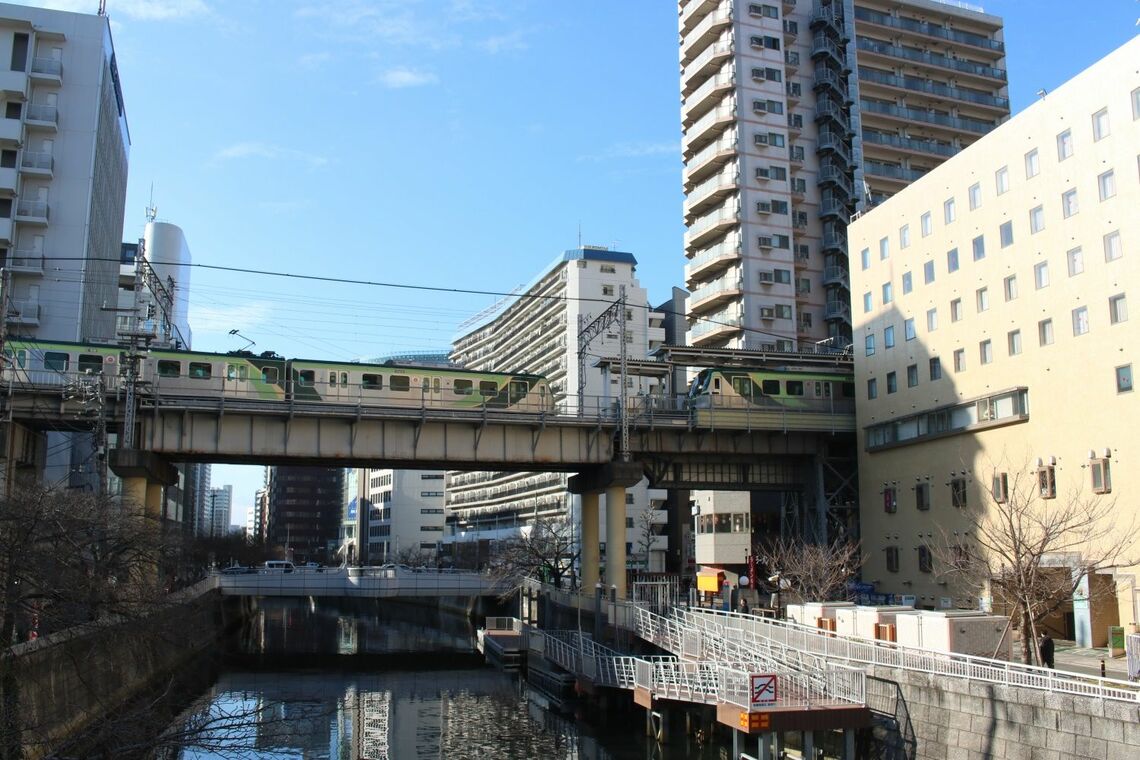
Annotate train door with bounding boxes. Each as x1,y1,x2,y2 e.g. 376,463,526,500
225,362,249,398
422,376,443,407
327,370,350,402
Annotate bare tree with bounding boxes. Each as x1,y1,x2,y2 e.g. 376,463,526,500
753,537,863,605
487,518,578,593
633,505,662,573
932,463,1139,664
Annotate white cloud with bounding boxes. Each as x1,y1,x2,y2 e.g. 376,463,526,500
191,301,272,334
478,29,529,54
577,141,680,162
297,51,332,70
23,0,212,21
377,67,438,88
212,142,328,168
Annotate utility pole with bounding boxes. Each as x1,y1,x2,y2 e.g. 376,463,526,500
104,238,157,450
63,369,107,494
576,291,631,461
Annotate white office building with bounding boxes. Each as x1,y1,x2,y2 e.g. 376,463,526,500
207,485,232,538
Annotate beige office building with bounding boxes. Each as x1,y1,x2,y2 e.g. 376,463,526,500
680,0,1006,350
850,37,1139,644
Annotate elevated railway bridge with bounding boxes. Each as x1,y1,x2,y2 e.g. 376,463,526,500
0,347,856,598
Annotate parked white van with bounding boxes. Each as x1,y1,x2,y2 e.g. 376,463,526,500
261,561,295,573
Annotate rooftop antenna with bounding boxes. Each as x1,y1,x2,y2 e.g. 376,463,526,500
98,0,106,16
145,183,157,222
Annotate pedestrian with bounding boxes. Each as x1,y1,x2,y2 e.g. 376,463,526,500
1038,633,1055,669
739,597,750,615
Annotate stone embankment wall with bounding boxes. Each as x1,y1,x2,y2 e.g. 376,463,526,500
1,587,251,759
872,666,1140,759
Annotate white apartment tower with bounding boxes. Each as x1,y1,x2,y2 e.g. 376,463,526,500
680,0,1006,350
207,485,232,538
449,247,670,573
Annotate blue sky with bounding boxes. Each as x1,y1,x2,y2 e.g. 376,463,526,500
19,0,1138,521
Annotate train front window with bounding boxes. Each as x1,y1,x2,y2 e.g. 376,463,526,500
156,360,179,377
189,363,212,379
44,352,69,372
298,370,315,386
761,379,780,395
78,354,103,375
262,367,278,384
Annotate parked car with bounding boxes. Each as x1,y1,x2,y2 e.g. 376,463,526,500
220,565,253,575
303,562,324,572
261,561,295,573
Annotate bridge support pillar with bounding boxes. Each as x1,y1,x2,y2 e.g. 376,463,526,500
108,449,178,516
756,731,774,760
802,729,815,759
605,484,627,598
843,726,856,759
580,492,600,590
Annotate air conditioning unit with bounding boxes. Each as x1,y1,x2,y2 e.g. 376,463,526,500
758,236,774,249
752,100,768,113
751,67,766,81
760,307,776,320
756,201,772,214
760,342,777,351
755,167,770,180
758,271,775,284
754,133,770,146
750,36,764,48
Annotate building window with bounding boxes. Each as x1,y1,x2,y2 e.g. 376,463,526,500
992,472,1009,503
883,486,897,513
918,545,933,574
886,371,897,394
926,308,938,332
1034,261,1050,289
995,166,1009,195
904,318,916,341
1116,364,1133,393
976,287,989,312
886,546,900,573
1104,231,1122,261
968,182,982,210
1072,305,1089,336
915,482,930,511
1024,148,1039,178
979,339,993,365
923,260,935,284
861,248,870,270
972,236,985,261
1133,87,1140,120
902,271,912,294
1067,247,1084,276
921,211,932,237
882,282,893,304
1109,293,1128,324
865,334,875,356
1003,275,1018,301
906,364,918,388
884,325,895,348
1028,206,1044,234
1098,170,1116,201
1061,188,1078,218
950,478,967,508
863,291,873,313
1008,329,1022,356
944,197,956,224
1090,458,1112,494
1037,465,1056,499
950,298,963,322
947,247,959,273
602,285,614,296
953,348,965,372
880,237,889,260
998,220,1013,247
1056,129,1073,161
900,224,910,249
929,357,942,381
1092,108,1109,141
867,377,878,399
1038,318,1054,346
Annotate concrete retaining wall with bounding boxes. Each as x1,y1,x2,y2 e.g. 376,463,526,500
874,666,1140,759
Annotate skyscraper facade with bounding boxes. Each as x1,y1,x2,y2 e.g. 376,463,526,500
680,0,1007,350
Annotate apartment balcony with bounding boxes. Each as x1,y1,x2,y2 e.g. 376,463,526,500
6,299,40,325
0,119,20,145
688,273,742,315
681,4,732,65
683,134,736,190
865,161,928,183
25,104,57,132
785,50,800,71
686,238,742,282
682,102,735,157
810,0,845,32
862,130,957,160
823,265,849,287
816,131,852,165
6,250,44,275
679,0,720,36
824,300,850,320
785,82,802,106
29,57,62,85
812,67,848,100
683,165,738,222
0,167,15,193
683,70,736,127
857,67,1009,113
15,199,49,225
855,36,1006,85
682,38,733,96
817,164,854,196
797,320,814,337
782,19,799,40
684,205,738,251
853,7,1004,54
690,312,743,344
858,98,995,135
819,199,849,224
19,151,53,177
821,229,847,254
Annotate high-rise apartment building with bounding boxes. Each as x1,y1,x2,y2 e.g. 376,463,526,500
448,247,670,573
679,0,1006,350
206,485,232,538
849,37,1139,643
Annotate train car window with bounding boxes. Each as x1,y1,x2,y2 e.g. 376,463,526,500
841,382,855,398
156,360,180,377
341,372,349,387
761,379,780,395
189,363,212,379
453,379,473,395
78,354,104,375
298,370,315,386
390,375,410,392
262,367,279,384
432,377,441,393
362,373,382,390
329,372,337,387
785,381,804,396
711,377,721,393
3,349,27,368
479,381,498,396
822,382,832,397
509,380,527,403
44,352,69,372
226,364,237,380
731,377,752,397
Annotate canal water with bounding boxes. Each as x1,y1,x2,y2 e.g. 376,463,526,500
169,598,728,759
